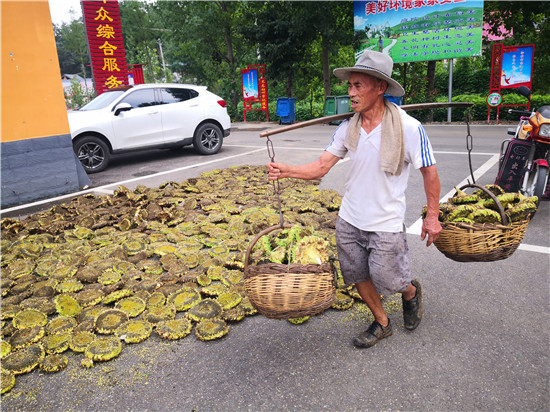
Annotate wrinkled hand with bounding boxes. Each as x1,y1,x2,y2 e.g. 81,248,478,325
268,162,285,180
421,215,442,247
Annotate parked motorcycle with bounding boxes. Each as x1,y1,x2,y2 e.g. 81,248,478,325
496,86,550,205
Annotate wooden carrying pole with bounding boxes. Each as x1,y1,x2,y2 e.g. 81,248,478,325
259,101,474,138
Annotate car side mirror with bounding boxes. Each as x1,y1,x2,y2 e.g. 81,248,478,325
114,102,132,116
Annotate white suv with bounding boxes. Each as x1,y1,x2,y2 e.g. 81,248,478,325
69,84,231,173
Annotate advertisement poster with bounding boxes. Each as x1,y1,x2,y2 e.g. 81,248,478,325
500,45,534,89
354,0,484,63
241,65,269,121
242,69,259,100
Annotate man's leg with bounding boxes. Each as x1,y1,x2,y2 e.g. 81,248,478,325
353,280,392,348
356,280,388,327
402,279,422,330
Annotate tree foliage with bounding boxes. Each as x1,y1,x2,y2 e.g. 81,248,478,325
53,1,549,120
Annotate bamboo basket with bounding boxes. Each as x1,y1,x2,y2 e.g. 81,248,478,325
243,224,336,319
433,184,530,262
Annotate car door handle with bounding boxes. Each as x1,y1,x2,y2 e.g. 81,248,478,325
190,104,199,107
148,111,159,115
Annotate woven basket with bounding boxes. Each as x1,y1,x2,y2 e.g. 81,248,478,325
433,184,530,262
243,224,336,319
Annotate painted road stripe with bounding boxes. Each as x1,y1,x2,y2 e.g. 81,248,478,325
1,147,265,215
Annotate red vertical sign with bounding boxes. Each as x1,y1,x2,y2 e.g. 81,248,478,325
82,0,129,95
240,64,269,122
487,43,534,123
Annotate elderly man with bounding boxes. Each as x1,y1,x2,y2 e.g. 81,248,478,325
268,50,442,348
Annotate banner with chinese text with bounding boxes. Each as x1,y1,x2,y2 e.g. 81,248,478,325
82,0,129,94
500,45,534,89
354,0,484,63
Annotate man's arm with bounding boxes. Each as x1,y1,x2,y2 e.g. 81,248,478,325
419,165,442,246
268,151,341,181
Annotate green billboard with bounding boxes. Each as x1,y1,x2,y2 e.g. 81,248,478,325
354,0,484,63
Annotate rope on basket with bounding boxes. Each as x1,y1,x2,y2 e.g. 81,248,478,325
465,108,475,184
265,135,285,228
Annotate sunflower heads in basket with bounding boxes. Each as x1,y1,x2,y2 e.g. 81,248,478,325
421,184,537,225
252,226,331,265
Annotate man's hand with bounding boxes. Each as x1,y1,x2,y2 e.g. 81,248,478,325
268,162,285,180
421,215,442,247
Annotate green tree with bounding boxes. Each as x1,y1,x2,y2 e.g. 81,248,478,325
54,19,90,81
483,1,550,93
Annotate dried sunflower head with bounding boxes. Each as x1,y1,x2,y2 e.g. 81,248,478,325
1,340,12,359
95,309,129,335
102,289,133,305
115,296,146,318
1,368,16,394
155,318,193,340
9,326,45,350
331,291,354,311
39,353,68,373
144,305,176,324
2,343,44,375
216,292,242,311
167,290,201,312
69,331,96,353
12,309,48,330
76,289,105,308
42,332,70,354
288,316,310,324
54,294,82,317
222,306,245,323
115,320,152,344
195,319,229,341
98,270,122,286
85,336,122,362
187,299,223,322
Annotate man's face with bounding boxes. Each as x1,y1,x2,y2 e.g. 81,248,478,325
348,72,387,113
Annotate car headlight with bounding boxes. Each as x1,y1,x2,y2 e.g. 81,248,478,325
539,123,550,138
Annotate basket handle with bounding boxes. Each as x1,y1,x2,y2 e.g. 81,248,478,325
244,223,293,271
455,184,509,225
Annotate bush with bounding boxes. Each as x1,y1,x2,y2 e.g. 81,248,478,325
231,93,550,124
422,93,550,123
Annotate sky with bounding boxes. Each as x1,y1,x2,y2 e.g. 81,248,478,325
48,0,82,26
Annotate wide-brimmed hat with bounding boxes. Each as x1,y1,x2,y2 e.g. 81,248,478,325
333,50,405,97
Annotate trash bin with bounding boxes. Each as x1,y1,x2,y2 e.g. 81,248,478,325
384,94,403,106
276,97,297,124
324,95,350,124
324,96,337,117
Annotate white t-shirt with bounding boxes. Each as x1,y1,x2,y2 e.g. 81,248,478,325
325,107,436,232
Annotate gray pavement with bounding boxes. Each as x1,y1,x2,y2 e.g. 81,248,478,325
1,122,549,411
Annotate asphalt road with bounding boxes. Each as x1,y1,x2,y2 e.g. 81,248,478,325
2,123,549,411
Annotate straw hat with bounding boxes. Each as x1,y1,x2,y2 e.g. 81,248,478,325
333,50,405,97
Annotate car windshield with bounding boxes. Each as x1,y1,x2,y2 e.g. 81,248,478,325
79,90,126,111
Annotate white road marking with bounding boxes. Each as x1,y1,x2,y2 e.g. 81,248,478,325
1,148,266,215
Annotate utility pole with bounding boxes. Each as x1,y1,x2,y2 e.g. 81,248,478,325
157,38,167,79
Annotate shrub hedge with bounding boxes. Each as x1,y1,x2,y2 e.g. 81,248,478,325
233,94,550,123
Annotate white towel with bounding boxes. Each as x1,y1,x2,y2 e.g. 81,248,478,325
344,99,404,176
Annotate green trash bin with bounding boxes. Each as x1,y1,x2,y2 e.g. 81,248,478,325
324,96,337,117
324,95,350,124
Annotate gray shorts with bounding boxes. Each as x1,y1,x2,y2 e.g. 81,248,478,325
335,216,411,295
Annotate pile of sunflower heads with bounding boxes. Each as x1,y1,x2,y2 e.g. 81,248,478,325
0,165,370,395
422,184,538,225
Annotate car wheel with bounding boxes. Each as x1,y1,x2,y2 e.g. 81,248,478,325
193,123,222,155
74,136,110,173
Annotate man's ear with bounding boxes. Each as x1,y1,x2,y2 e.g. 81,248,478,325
378,79,388,95
379,80,388,94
